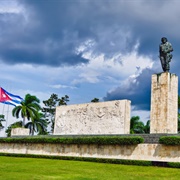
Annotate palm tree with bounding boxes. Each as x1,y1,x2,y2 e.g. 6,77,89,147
25,112,48,135
130,116,145,134
12,94,41,127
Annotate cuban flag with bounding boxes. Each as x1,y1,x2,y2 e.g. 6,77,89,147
0,87,23,106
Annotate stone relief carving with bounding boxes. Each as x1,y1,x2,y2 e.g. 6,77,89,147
54,100,130,135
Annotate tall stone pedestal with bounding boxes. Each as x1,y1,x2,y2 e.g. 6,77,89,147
150,72,178,134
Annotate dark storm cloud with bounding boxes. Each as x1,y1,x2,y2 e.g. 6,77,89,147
0,0,94,66
23,0,137,57
1,0,180,67
0,0,140,66
104,68,153,110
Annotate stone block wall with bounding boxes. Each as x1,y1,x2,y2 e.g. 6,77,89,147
0,142,180,163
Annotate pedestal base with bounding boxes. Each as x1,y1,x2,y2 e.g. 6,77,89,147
150,72,178,134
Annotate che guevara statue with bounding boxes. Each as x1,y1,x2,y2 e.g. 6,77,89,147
159,37,173,72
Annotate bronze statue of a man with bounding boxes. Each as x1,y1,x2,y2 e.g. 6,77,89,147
159,37,173,72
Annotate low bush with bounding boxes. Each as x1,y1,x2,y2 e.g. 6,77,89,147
159,136,180,145
167,162,180,168
0,136,144,145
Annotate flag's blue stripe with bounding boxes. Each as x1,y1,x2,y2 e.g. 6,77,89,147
2,87,24,101
1,101,16,106
2,88,23,100
0,87,23,106
11,99,22,104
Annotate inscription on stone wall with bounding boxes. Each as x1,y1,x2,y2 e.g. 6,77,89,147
54,100,130,135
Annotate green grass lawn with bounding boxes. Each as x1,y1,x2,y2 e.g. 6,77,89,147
0,156,180,180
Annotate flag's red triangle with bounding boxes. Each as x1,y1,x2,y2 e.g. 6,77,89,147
0,88,11,102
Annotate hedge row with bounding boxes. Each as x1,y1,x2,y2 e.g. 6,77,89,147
167,162,180,168
0,136,144,145
0,153,152,166
1,153,180,168
159,136,180,145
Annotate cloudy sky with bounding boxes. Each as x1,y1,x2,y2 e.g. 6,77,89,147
1,0,180,132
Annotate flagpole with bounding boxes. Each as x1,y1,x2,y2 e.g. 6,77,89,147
2,104,5,115
4,105,9,137
4,85,11,137
2,104,6,137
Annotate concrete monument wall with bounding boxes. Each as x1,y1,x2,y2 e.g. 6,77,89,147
0,142,180,163
54,100,131,135
150,72,178,133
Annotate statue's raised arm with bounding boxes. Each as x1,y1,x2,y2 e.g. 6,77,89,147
159,37,173,72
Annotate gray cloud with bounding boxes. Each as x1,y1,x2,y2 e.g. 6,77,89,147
0,0,142,67
1,0,180,68
104,68,154,110
1,0,180,67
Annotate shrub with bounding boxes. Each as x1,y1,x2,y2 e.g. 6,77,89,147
0,136,144,145
167,162,180,168
159,136,180,145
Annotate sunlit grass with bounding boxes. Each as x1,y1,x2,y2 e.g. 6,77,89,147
0,156,180,180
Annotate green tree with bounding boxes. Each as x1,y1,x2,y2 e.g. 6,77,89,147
0,114,5,130
144,120,150,134
178,96,180,109
42,93,59,133
58,95,69,106
42,94,69,133
130,116,145,134
5,121,22,137
91,98,99,102
178,96,180,133
12,94,41,127
25,112,48,135
178,114,180,133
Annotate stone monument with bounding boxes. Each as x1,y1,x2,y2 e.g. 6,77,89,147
54,100,131,135
11,128,30,136
150,37,178,133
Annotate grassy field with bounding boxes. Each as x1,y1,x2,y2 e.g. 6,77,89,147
0,156,180,180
